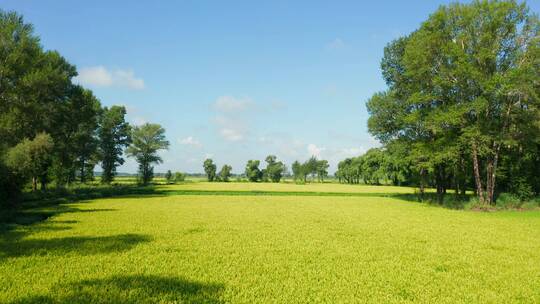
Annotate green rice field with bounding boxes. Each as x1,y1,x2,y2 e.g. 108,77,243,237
1,182,539,303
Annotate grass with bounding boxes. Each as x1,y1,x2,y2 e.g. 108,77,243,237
1,183,540,303
160,181,420,194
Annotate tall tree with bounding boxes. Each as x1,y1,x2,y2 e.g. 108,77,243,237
245,160,262,182
367,0,540,205
219,164,233,182
165,170,173,184
98,106,131,184
316,160,329,182
203,159,217,182
291,160,303,182
265,155,286,183
127,123,169,186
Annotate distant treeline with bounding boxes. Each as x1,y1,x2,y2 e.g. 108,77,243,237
199,156,330,183
0,11,169,206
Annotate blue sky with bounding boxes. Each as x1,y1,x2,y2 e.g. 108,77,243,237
3,1,539,174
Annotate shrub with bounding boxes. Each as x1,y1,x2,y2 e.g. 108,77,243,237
508,178,535,202
495,193,523,209
174,172,185,183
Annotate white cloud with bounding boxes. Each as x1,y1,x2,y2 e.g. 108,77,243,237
307,144,325,158
75,66,145,90
131,116,147,126
339,147,366,156
213,96,253,112
179,136,203,148
326,38,345,50
211,96,254,142
220,128,244,142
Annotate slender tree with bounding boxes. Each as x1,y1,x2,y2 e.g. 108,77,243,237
98,106,131,184
203,159,217,182
127,123,169,186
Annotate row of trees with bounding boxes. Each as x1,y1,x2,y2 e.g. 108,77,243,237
364,0,540,204
335,148,411,186
202,155,291,183
203,159,233,182
0,11,169,206
291,157,329,183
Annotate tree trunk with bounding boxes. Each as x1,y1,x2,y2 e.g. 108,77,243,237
32,177,37,192
486,143,501,204
80,158,86,183
471,141,485,204
419,168,426,201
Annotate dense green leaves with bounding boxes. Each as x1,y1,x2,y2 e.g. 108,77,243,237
245,160,263,182
366,0,540,204
203,159,217,182
127,123,169,186
218,165,233,182
98,106,131,184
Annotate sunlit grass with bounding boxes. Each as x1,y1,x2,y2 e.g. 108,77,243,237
1,185,539,303
161,181,420,194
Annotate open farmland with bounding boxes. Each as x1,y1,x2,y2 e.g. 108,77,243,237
1,183,539,303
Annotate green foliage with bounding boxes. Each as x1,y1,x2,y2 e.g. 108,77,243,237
165,170,173,184
264,155,286,183
245,160,262,182
291,161,303,182
126,123,169,186
366,0,540,204
0,10,108,198
5,133,54,191
174,172,186,183
290,157,329,183
203,159,217,182
98,106,131,184
218,165,232,182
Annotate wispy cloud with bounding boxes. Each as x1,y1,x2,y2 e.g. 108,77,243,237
211,96,256,142
325,38,345,50
179,136,203,148
307,143,325,158
75,66,145,90
213,96,253,112
213,115,247,142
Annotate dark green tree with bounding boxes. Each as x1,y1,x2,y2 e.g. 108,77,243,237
98,106,131,184
367,0,540,204
219,164,233,182
165,170,173,184
245,160,262,182
291,160,303,182
203,159,217,182
265,155,286,183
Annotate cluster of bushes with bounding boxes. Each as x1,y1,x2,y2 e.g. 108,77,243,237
164,171,186,184
0,11,168,207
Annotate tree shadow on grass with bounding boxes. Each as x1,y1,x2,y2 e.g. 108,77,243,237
0,233,151,259
10,274,224,304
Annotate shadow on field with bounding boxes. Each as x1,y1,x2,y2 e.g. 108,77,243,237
0,233,151,259
9,274,224,304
